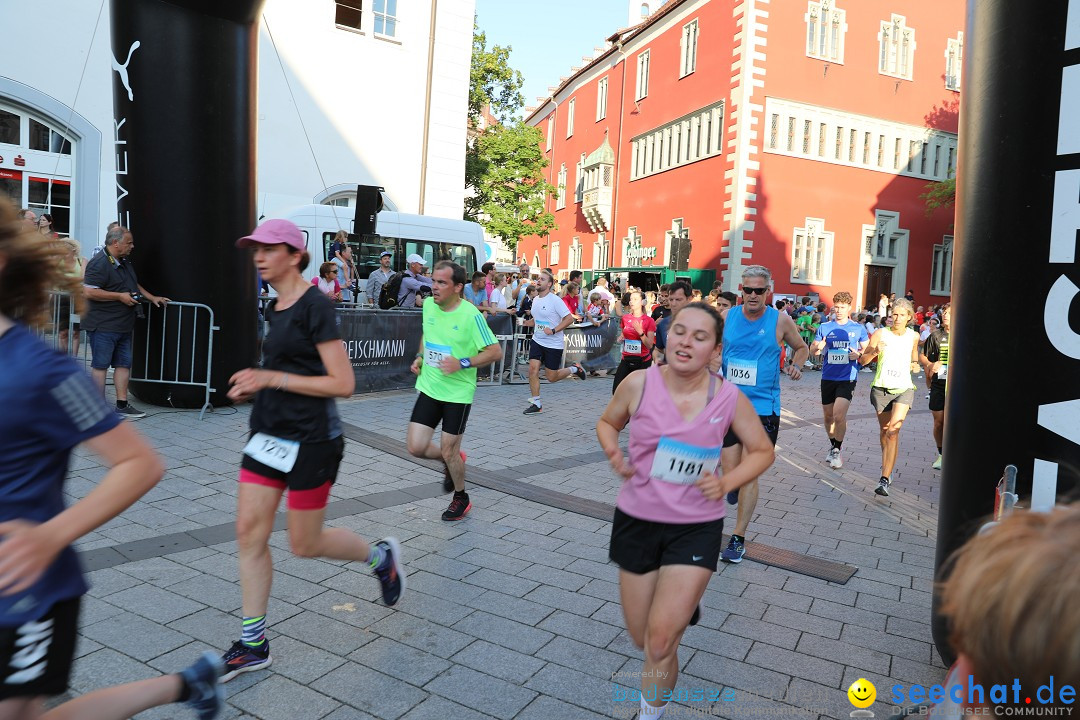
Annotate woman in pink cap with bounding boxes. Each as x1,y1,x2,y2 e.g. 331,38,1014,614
219,219,404,682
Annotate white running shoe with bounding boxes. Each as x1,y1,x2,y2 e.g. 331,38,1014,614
932,454,943,470
828,449,843,469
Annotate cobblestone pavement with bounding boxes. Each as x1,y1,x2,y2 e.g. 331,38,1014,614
60,366,947,720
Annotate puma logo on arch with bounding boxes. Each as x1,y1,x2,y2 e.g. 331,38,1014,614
112,40,141,101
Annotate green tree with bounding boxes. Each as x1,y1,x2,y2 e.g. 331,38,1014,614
467,123,556,249
465,21,556,250
921,176,956,215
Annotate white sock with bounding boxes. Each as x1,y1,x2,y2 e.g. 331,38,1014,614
530,396,541,406
640,697,666,718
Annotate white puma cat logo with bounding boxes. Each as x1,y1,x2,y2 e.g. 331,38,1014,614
112,40,141,101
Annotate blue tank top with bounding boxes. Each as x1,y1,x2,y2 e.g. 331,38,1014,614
721,306,781,416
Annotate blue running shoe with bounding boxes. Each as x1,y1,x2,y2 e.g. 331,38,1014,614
180,651,225,719
221,640,271,683
373,537,405,606
721,536,745,564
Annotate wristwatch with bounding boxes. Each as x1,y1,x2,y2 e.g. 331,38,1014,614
459,357,472,369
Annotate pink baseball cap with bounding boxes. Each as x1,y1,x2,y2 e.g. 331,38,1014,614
236,219,306,251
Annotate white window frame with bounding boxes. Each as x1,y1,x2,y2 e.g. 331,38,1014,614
791,217,834,285
373,0,397,38
566,98,575,138
636,50,651,101
334,1,363,32
629,100,724,180
945,32,963,91
556,164,567,210
680,19,699,78
878,14,915,81
550,241,560,266
569,238,582,271
546,115,554,151
596,77,609,121
594,234,609,269
930,236,953,295
805,1,846,63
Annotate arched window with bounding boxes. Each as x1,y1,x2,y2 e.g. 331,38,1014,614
640,3,650,19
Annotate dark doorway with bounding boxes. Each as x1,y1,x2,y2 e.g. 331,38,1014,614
628,271,662,292
863,265,893,311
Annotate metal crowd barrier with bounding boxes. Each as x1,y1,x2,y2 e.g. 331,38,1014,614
37,292,218,420
134,301,219,419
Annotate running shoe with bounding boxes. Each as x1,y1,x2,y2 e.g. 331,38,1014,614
523,402,542,415
443,451,466,493
932,454,943,470
221,640,271,682
116,404,146,419
689,605,701,627
874,477,891,496
828,448,843,469
180,651,225,719
442,491,472,521
726,489,739,506
572,363,587,381
720,536,745,564
825,447,838,464
372,537,405,606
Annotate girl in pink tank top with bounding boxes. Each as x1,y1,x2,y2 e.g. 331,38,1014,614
597,305,776,719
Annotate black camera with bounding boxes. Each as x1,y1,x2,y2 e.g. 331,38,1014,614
131,292,146,319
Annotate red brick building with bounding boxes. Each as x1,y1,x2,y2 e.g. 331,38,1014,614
519,0,960,308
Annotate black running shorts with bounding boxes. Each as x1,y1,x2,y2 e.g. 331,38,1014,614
609,508,725,573
928,381,947,412
528,342,564,372
0,596,81,700
410,391,472,435
820,380,856,405
723,414,780,448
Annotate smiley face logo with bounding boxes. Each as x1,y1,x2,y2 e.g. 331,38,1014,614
847,678,876,708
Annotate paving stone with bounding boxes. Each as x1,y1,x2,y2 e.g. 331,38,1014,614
456,547,532,575
516,563,590,591
451,639,547,684
399,696,498,720
274,610,380,656
299,589,393,628
68,647,157,694
523,662,616,715
114,556,205,587
230,675,341,720
320,707,379,720
839,624,933,664
761,604,843,639
463,567,541,597
405,570,487,604
522,583,606,617
515,695,612,720
537,610,622,648
81,612,192,661
721,613,803,651
266,635,349,684
452,610,555,655
535,635,627,679
808,597,887,631
369,611,474,659
746,641,845,687
104,583,206,624
349,636,452,686
85,567,143,597
685,650,792,698
796,634,891,674
425,665,537,720
463,589,555,626
679,624,753,661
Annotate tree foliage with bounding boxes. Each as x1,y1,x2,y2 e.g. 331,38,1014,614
921,176,956,216
465,21,556,249
466,123,556,248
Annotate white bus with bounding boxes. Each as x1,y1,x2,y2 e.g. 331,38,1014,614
268,204,485,303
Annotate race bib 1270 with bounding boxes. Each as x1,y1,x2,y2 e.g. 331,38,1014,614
650,437,721,485
726,358,757,386
424,342,452,369
243,432,300,473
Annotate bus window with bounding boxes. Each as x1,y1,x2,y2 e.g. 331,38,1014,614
404,240,439,271
351,234,396,276
445,243,476,275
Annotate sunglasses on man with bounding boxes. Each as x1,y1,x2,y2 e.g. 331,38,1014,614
742,287,768,296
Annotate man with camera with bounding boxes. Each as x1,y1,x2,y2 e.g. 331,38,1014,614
82,225,169,418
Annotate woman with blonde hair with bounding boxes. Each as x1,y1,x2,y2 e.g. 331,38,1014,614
0,199,225,719
56,237,85,355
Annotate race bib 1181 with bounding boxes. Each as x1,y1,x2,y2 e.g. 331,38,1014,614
650,437,721,485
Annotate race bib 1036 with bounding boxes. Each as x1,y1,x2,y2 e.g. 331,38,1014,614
726,359,757,386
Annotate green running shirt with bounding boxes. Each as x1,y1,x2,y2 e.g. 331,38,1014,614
416,297,499,404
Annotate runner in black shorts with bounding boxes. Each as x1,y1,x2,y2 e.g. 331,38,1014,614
811,292,869,469
919,304,950,470
406,261,502,521
222,220,404,682
0,201,224,719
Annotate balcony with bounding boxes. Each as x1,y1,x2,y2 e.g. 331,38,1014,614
582,185,612,233
581,136,615,233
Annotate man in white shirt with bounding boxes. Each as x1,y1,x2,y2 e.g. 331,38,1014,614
523,271,587,414
591,276,616,304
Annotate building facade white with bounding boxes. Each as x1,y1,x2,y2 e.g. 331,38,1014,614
0,0,473,252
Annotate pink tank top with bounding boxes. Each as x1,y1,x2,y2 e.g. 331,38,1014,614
617,364,738,524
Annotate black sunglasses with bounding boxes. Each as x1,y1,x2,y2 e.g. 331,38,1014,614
742,287,768,296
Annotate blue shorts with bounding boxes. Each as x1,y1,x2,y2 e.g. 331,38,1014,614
87,330,133,370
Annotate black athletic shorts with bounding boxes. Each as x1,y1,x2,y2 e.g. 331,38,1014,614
410,391,471,435
723,414,780,448
528,341,564,371
0,596,81,700
821,380,857,405
609,508,725,573
928,381,947,412
240,435,344,491
870,386,914,414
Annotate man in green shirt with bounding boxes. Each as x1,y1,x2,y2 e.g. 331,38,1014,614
407,261,503,521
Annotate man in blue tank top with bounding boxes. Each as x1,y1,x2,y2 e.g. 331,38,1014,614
719,265,808,563
811,291,870,469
